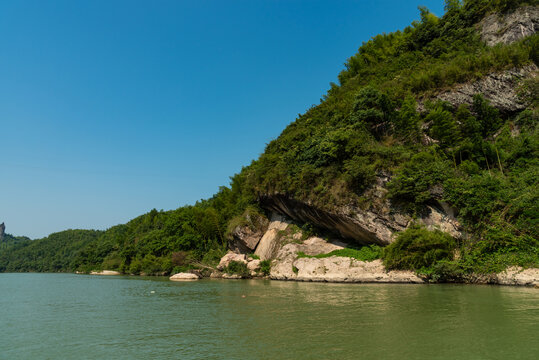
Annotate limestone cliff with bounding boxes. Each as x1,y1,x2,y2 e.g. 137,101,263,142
417,64,538,114
257,176,461,246
479,6,538,46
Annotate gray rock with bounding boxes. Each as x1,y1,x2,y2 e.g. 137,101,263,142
258,192,461,246
227,211,269,253
0,222,4,241
417,64,538,114
479,6,539,47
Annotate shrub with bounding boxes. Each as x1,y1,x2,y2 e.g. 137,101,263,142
388,151,452,209
259,260,271,276
382,225,456,270
223,260,250,277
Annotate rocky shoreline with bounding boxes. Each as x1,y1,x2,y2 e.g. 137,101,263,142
186,212,539,287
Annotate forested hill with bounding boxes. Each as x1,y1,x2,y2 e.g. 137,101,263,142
1,0,538,278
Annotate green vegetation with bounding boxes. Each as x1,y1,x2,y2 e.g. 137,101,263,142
1,0,538,280
297,245,382,262
0,230,101,273
0,233,31,252
382,225,456,270
259,260,271,276
223,260,250,278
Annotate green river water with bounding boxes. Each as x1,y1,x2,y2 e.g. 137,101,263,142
0,273,538,359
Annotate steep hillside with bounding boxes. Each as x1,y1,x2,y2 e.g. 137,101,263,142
1,0,538,280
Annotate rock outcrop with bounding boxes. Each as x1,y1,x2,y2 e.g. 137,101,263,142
418,64,538,114
247,259,262,275
416,5,539,114
259,192,461,246
217,251,265,277
496,267,539,286
0,222,4,241
272,257,424,283
217,209,538,286
268,235,422,283
217,252,248,270
169,272,200,281
254,212,290,260
227,209,269,253
479,6,539,47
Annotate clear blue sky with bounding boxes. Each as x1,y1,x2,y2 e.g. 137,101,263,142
0,0,445,238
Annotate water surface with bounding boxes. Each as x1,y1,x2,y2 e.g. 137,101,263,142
1,273,538,359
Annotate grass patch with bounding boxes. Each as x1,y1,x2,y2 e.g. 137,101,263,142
297,245,382,262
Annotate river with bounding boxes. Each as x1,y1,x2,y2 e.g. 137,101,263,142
0,273,538,359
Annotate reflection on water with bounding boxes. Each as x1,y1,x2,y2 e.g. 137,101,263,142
0,274,538,360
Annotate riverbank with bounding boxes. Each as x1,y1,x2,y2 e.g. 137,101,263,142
213,211,539,287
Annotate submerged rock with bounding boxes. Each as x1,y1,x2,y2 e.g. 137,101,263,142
169,272,200,281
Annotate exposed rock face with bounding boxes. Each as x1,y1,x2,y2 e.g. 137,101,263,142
272,255,423,283
420,64,538,114
0,222,4,241
496,267,539,286
228,211,269,253
479,6,539,46
268,234,422,283
259,193,461,246
254,213,290,260
169,272,200,281
416,6,539,114
217,251,248,270
247,259,262,276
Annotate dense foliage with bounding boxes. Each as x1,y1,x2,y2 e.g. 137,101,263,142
383,225,456,270
0,230,101,272
1,0,538,278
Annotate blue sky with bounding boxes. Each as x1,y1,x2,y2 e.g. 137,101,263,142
0,0,445,238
